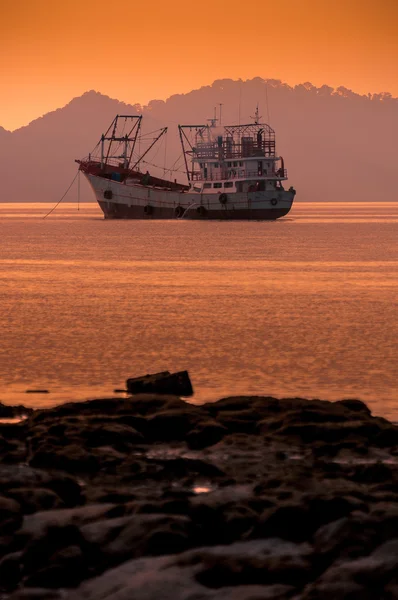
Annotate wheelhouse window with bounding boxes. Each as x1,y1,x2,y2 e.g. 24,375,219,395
203,183,211,189
213,182,222,188
224,182,234,188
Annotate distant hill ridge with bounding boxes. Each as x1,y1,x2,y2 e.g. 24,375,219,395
0,78,397,202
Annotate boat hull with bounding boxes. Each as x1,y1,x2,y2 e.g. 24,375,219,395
85,173,295,221
98,200,290,220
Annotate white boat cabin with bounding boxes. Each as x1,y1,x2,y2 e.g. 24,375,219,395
180,118,287,195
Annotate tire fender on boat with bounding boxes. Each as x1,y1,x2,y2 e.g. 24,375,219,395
175,205,184,218
197,205,206,216
144,204,153,215
271,198,278,206
104,190,113,200
219,193,228,205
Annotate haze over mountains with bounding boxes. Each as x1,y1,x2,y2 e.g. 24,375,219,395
0,78,397,203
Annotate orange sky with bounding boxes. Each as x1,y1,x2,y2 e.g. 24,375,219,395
1,0,397,130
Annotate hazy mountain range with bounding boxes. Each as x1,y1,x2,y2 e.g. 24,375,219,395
0,78,397,203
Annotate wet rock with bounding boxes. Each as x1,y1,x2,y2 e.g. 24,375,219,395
300,580,373,600
253,494,359,543
18,504,118,543
30,444,101,473
0,439,27,464
351,462,395,484
126,370,193,397
301,542,398,599
0,402,33,419
195,546,312,589
368,504,398,541
8,589,63,599
0,496,22,534
186,420,228,449
83,512,193,560
24,544,89,588
313,514,379,561
206,396,280,416
18,523,89,590
216,411,260,434
150,457,225,480
221,502,258,541
145,409,200,442
254,503,312,543
66,539,310,600
337,399,372,415
0,551,23,590
7,488,63,514
83,423,144,449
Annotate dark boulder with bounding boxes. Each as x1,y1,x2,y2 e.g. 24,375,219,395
145,409,200,442
351,462,394,485
126,370,193,396
313,514,379,561
7,488,63,514
29,444,100,473
81,513,194,564
337,399,372,415
24,544,89,588
186,420,228,449
83,423,144,449
0,551,23,590
0,496,22,533
0,465,83,508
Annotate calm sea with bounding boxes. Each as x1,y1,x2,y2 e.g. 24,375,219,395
0,202,397,419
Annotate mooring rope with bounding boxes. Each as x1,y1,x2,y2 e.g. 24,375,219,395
43,169,79,219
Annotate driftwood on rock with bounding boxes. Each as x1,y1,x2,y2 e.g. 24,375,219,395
126,371,194,397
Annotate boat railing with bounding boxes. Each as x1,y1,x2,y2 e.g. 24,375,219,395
191,169,287,181
194,140,276,160
80,156,128,169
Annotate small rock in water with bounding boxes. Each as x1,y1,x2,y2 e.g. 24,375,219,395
126,370,193,396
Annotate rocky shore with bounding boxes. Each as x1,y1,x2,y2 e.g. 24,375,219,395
0,393,397,599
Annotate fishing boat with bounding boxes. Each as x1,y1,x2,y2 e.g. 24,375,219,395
76,110,296,220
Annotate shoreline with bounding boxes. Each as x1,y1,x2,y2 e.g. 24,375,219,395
1,386,398,423
0,393,397,599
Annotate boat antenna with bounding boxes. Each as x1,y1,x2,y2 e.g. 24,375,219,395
250,104,262,124
219,103,223,125
238,80,242,125
265,80,271,124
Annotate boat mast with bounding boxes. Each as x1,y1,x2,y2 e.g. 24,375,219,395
99,115,142,170
178,125,208,182
178,126,194,182
125,116,142,167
